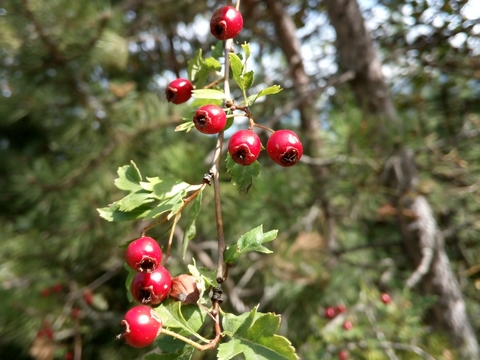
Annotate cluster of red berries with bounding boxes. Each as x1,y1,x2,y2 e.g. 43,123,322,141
324,304,346,319
118,236,171,348
164,6,303,168
166,79,303,168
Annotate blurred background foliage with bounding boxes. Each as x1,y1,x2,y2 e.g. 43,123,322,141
0,0,479,359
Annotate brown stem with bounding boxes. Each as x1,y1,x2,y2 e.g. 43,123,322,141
211,132,226,283
141,217,168,237
163,213,180,264
253,123,275,133
211,34,234,284
204,77,225,89
159,289,223,351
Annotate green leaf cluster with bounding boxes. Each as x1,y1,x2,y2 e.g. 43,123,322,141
97,161,203,222
225,225,278,264
218,306,299,360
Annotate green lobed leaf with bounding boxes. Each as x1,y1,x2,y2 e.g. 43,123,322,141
114,161,142,191
241,43,251,62
175,120,196,133
203,57,222,71
187,49,203,84
141,177,194,200
144,192,184,220
211,40,224,59
224,225,277,264
257,85,283,97
97,204,151,222
226,154,261,195
229,53,244,90
243,70,254,90
192,89,227,100
117,190,155,212
154,299,207,340
145,349,194,360
124,263,136,302
187,258,217,301
247,85,283,106
218,307,299,360
182,190,203,258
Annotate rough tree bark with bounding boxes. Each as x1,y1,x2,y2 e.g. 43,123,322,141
264,0,338,254
323,0,479,358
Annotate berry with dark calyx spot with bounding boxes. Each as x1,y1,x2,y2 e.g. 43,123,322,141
125,236,162,273
381,293,391,304
131,266,172,305
170,274,200,304
324,307,336,319
193,104,226,134
210,6,243,40
266,129,303,167
342,320,353,331
228,130,262,166
165,78,193,104
117,305,162,348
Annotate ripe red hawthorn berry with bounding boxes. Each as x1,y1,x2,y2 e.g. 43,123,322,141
324,307,336,319
40,288,51,297
342,320,353,331
338,349,349,360
193,104,226,134
83,288,93,306
71,307,81,319
131,266,172,305
266,129,303,167
118,305,162,348
336,304,347,314
165,78,193,104
125,236,162,273
228,129,262,166
210,6,243,40
381,293,391,304
52,283,62,293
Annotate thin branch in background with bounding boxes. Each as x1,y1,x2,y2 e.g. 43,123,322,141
364,305,400,360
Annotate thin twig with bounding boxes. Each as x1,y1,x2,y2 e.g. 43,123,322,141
164,212,181,264
211,29,235,284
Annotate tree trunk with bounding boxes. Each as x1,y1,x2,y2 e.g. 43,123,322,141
323,0,479,358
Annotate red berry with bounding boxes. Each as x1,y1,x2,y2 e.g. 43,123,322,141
266,130,303,167
342,320,353,331
125,236,162,273
71,307,81,319
52,283,62,293
41,288,51,297
324,307,336,319
336,304,346,313
118,305,162,348
83,288,94,306
64,352,74,360
165,78,193,104
36,328,54,341
193,104,226,134
381,293,391,304
210,6,243,40
228,130,262,165
131,266,172,305
338,349,349,360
